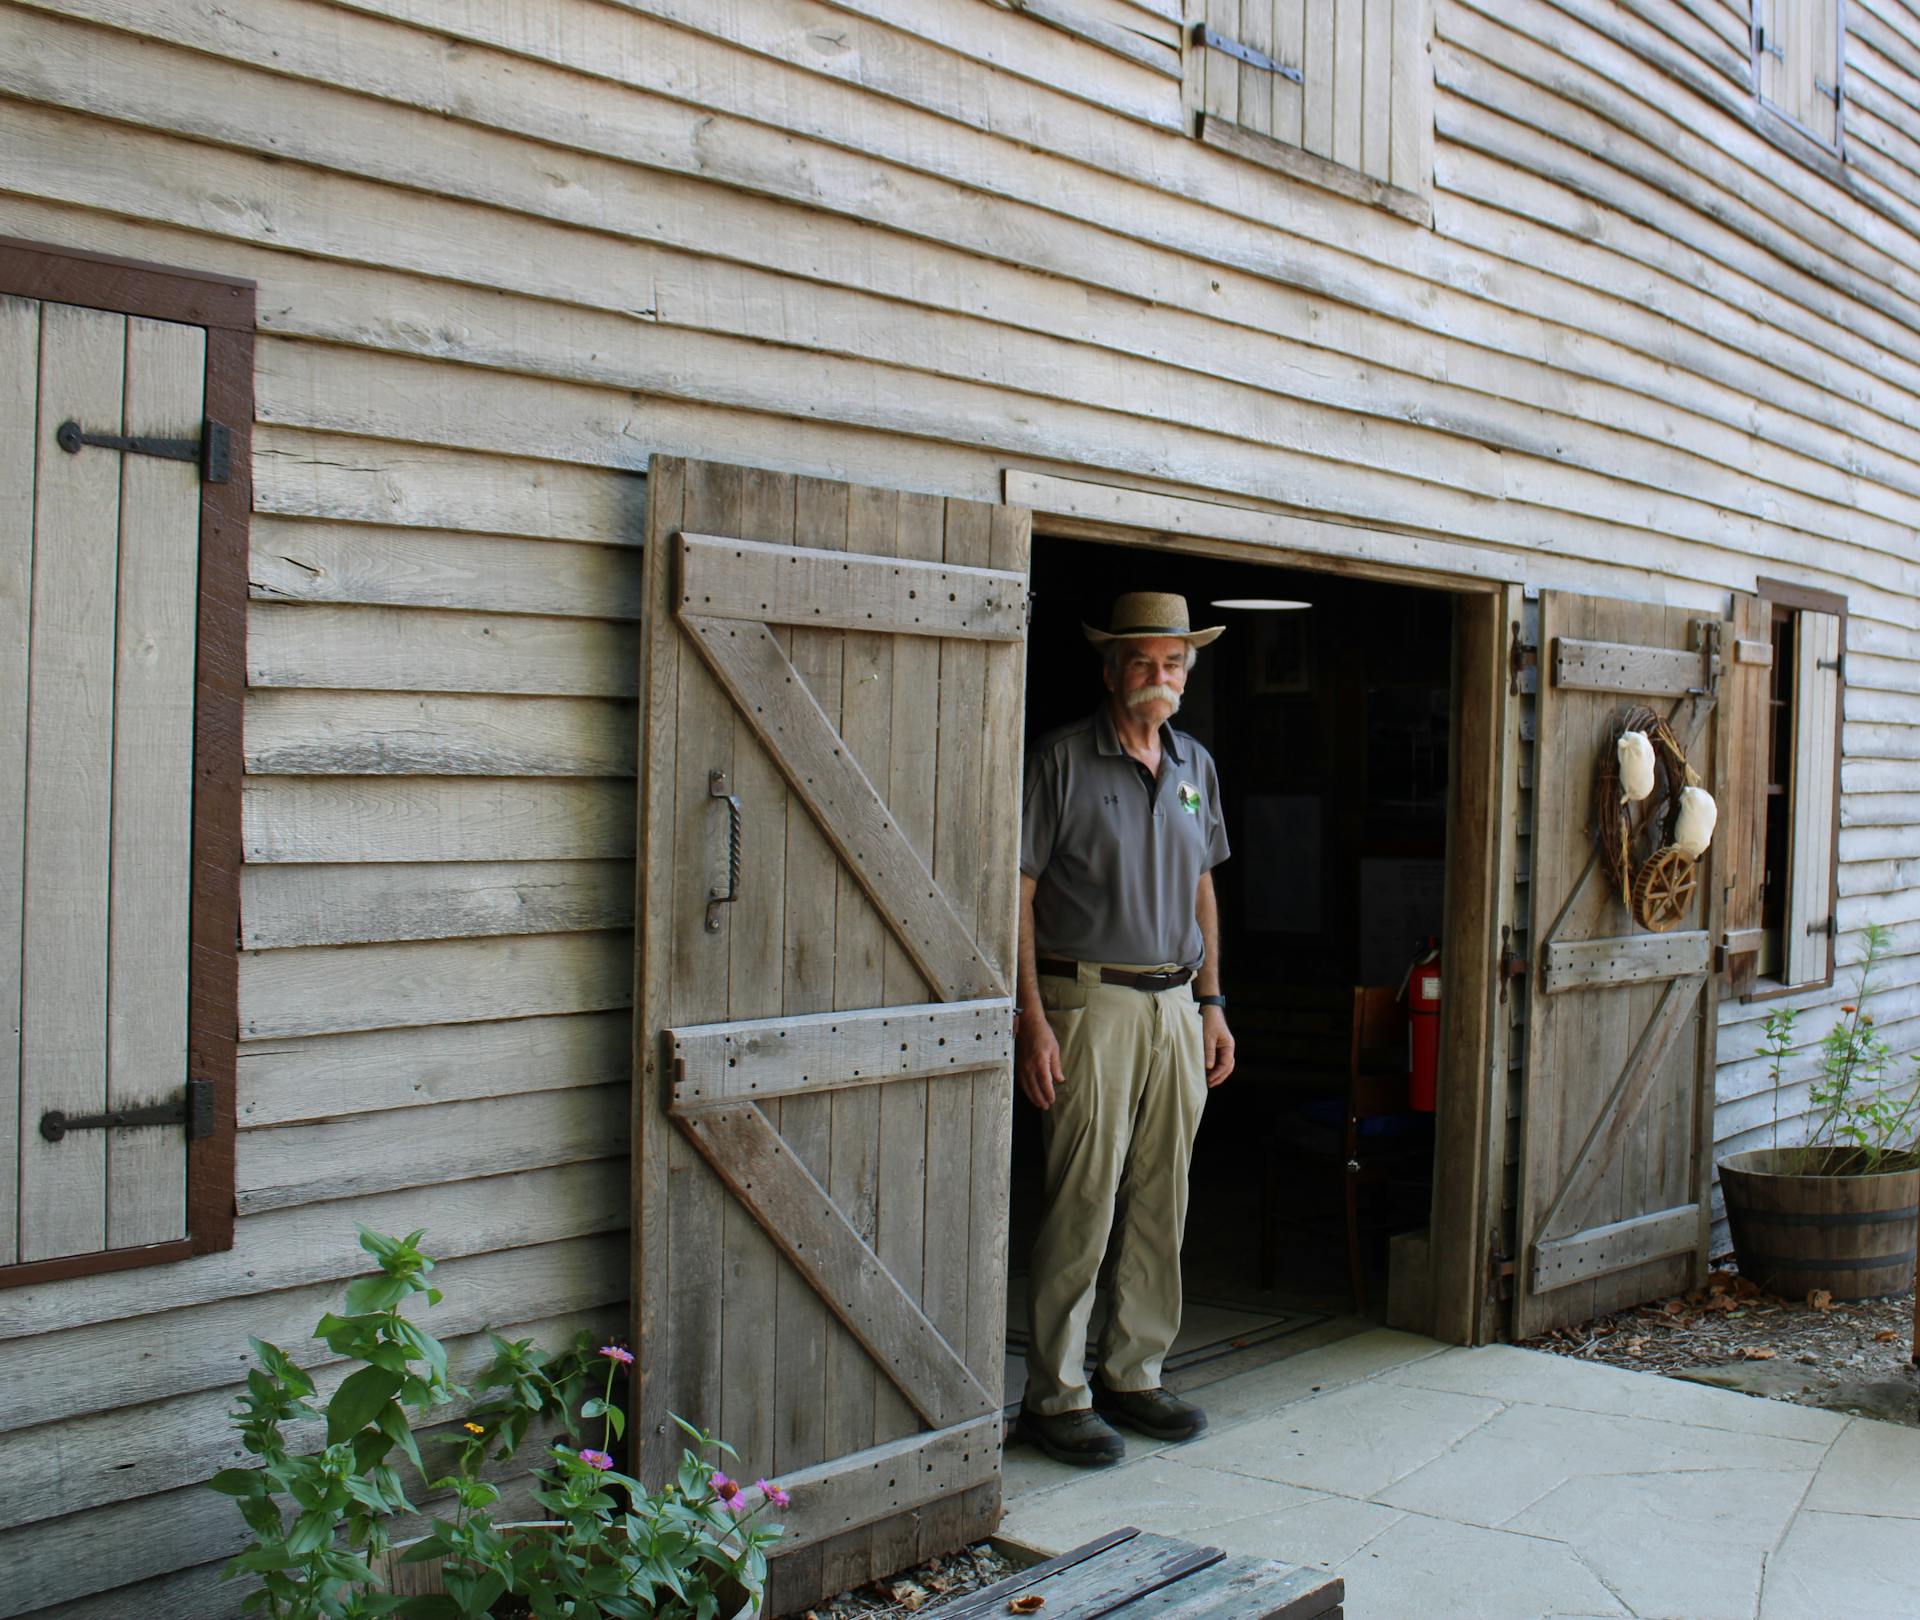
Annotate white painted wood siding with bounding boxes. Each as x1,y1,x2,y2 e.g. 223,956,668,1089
1,0,1918,1606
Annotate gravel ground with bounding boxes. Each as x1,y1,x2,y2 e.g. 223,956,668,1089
804,1542,1020,1618
1518,1266,1920,1425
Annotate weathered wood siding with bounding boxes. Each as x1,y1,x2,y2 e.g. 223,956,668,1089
3,0,1919,1607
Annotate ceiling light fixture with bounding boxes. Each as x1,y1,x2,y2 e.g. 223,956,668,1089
1210,597,1311,610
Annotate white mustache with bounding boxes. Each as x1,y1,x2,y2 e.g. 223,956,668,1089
1127,684,1181,711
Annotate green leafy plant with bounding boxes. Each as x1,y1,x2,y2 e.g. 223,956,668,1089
209,1230,786,1619
1760,923,1920,1177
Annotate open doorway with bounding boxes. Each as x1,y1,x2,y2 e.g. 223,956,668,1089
1006,533,1466,1402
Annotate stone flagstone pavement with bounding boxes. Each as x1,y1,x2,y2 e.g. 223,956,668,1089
1000,1329,1920,1619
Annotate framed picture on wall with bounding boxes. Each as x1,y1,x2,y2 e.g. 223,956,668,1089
1252,611,1312,694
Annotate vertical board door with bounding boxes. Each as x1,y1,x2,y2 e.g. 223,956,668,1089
633,458,1031,1611
1514,592,1726,1339
4,296,204,1266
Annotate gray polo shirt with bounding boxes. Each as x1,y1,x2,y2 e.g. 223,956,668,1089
1021,705,1230,969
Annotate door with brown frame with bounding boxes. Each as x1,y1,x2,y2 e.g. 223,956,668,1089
633,458,1030,1611
1513,590,1763,1338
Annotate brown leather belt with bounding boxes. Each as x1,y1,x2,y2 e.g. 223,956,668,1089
1036,958,1193,992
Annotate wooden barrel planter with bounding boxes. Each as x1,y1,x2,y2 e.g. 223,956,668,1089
1719,1148,1920,1302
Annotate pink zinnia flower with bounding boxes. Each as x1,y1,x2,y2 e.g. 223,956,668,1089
599,1344,634,1365
578,1448,614,1471
757,1478,791,1509
711,1471,740,1503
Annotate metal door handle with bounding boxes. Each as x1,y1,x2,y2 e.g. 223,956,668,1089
705,771,742,933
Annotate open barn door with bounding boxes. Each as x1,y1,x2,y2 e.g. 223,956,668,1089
633,459,1031,1610
1513,592,1730,1339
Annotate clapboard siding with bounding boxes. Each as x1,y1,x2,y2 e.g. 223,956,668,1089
1,1306,600,1528
0,1160,626,1339
15,3,1920,568
4,0,1920,1607
0,3,645,1594
241,859,634,949
236,1010,633,1125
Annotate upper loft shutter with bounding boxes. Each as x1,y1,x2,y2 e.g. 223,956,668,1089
6,299,205,1267
1718,591,1772,998
1784,609,1842,987
1192,0,1434,202
1755,0,1841,147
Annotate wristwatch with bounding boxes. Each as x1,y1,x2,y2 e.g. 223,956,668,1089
1196,993,1226,1009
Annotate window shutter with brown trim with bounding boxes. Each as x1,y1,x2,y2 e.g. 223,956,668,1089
1718,591,1772,998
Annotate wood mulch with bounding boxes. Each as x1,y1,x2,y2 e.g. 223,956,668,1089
805,1543,1021,1618
1518,1265,1920,1425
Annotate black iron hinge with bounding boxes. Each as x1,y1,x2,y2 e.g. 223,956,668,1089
1508,622,1537,695
1190,21,1303,82
40,1078,214,1143
56,417,231,484
1498,923,1528,1004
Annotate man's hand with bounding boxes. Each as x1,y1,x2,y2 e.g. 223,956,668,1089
1202,1005,1235,1088
1017,1008,1066,1110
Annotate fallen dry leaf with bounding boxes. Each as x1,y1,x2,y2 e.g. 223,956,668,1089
1009,1597,1046,1614
1808,1289,1834,1313
1741,1346,1777,1360
888,1581,930,1611
1875,1330,1901,1343
1701,1294,1738,1313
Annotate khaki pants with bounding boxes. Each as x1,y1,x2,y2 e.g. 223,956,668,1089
1024,962,1208,1417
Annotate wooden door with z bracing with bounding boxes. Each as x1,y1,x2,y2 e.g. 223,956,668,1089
1514,591,1734,1339
632,458,1031,1612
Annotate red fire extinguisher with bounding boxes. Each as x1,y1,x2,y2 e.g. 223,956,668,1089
1401,938,1441,1113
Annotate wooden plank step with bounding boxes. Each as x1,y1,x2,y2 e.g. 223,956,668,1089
944,1530,1343,1619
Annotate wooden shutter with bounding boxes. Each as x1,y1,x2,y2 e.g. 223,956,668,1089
1513,592,1726,1338
633,459,1030,1612
1755,0,1841,147
1717,591,1772,998
1192,0,1433,197
1784,609,1842,988
5,298,203,1268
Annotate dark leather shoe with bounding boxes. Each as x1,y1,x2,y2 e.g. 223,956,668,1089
1090,1380,1209,1442
1019,1404,1126,1467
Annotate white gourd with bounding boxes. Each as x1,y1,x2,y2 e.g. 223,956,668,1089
1673,786,1717,858
1616,731,1655,802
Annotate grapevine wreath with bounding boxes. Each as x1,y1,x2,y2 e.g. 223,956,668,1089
1593,705,1718,932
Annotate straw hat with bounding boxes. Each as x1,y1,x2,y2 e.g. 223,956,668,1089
1082,591,1225,648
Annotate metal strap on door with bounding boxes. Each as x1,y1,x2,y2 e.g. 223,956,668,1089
55,415,231,482
1190,21,1302,81
40,1079,215,1143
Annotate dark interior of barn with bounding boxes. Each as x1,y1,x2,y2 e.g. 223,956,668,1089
1005,533,1457,1404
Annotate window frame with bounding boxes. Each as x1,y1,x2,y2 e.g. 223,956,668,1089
1741,575,1847,1004
0,237,251,1287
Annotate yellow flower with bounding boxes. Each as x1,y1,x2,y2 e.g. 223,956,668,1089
463,1422,485,1435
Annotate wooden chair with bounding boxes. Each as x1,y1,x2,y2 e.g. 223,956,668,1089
1262,986,1430,1313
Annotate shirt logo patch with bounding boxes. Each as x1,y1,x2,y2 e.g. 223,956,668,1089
1177,782,1201,815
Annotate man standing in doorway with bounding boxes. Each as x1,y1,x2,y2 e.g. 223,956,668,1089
1016,592,1236,1467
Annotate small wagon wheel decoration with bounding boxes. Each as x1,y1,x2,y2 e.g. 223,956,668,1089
1632,846,1698,931
1591,706,1716,933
